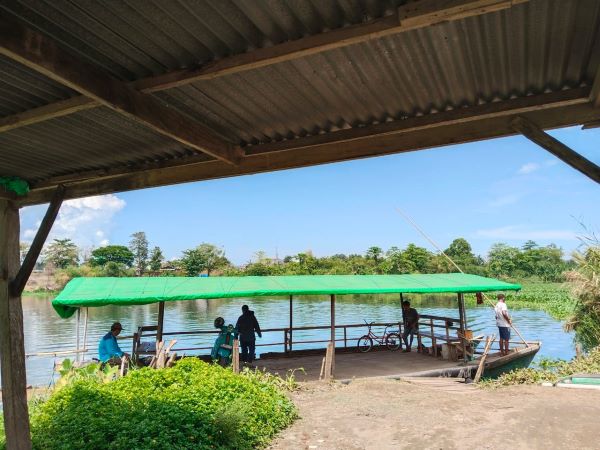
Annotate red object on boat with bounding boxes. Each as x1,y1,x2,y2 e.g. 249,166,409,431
476,292,484,304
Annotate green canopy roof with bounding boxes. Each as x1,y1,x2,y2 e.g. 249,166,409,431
52,273,520,319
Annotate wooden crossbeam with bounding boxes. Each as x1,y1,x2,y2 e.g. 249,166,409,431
0,13,240,165
10,185,64,297
25,88,591,194
591,64,600,108
19,91,599,206
512,116,600,184
0,0,526,133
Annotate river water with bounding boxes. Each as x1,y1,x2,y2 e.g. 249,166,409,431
15,294,575,386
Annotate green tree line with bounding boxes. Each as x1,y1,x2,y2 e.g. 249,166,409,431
38,235,573,282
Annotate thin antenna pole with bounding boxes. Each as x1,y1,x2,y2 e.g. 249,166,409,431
395,207,530,347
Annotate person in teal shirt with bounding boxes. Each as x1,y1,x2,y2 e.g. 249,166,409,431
98,322,129,363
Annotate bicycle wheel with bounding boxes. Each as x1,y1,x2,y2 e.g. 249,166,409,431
385,333,402,351
357,335,373,353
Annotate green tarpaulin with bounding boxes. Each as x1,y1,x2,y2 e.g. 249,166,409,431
0,176,29,196
52,273,520,319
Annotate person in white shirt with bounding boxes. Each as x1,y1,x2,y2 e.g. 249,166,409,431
495,294,512,355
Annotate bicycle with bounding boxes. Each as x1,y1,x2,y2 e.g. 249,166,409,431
357,320,402,352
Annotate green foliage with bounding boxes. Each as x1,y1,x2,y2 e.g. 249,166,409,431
27,359,296,450
55,359,119,389
89,245,134,267
488,241,568,282
181,243,229,276
481,347,600,388
129,231,149,276
43,238,79,269
565,242,600,351
149,246,164,272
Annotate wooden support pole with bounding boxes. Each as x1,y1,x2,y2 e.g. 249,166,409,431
330,294,336,377
457,293,469,364
232,339,240,374
75,308,81,364
0,199,32,449
289,295,293,352
10,185,64,297
474,334,496,383
156,301,165,343
512,116,600,184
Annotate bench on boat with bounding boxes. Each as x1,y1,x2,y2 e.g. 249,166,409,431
414,315,476,359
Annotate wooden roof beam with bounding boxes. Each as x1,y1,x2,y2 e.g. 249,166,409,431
512,116,600,184
0,0,527,133
136,0,527,92
20,89,598,206
591,64,600,108
0,13,240,165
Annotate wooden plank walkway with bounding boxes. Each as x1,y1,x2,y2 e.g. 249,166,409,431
398,376,477,393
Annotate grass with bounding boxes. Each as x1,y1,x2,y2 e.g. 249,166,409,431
480,346,600,388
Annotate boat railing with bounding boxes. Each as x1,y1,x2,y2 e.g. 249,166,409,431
131,314,464,356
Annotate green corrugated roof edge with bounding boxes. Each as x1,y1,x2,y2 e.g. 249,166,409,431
0,176,29,196
52,273,520,319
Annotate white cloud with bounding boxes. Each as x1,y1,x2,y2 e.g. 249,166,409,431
475,225,576,241
517,163,540,175
489,194,520,208
21,194,126,248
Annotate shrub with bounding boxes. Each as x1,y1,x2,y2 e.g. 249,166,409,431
27,359,296,450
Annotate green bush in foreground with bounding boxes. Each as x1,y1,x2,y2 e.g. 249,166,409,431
26,359,296,450
482,347,600,388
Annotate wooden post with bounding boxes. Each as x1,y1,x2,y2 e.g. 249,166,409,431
232,339,240,374
75,308,81,363
457,293,468,363
82,307,89,356
330,294,336,377
289,295,293,352
156,301,165,343
0,199,32,449
474,334,496,383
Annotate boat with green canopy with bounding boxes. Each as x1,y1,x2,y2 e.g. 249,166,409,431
52,273,540,381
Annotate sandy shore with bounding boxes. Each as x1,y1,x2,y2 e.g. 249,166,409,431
269,378,600,450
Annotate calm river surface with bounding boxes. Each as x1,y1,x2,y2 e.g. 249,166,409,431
15,294,575,386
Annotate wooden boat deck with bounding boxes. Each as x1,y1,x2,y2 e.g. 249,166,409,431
253,346,537,382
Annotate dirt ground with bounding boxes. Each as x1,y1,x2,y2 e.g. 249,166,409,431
269,378,600,450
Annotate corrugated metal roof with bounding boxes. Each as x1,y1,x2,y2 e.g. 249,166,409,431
157,0,600,146
0,0,404,81
0,107,198,181
0,55,77,116
0,0,599,185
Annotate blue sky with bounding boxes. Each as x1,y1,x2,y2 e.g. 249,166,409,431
21,126,600,265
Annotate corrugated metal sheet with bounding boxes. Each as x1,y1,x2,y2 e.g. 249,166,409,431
0,0,599,183
157,0,600,146
0,0,404,81
0,55,77,116
0,107,197,181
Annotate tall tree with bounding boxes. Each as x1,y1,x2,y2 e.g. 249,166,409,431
129,231,149,276
181,243,229,276
149,246,164,272
402,244,432,273
89,245,134,267
43,238,79,269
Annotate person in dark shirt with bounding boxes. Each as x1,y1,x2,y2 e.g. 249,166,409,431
235,305,262,363
401,300,419,352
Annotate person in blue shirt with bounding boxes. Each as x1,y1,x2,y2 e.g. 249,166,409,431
98,322,129,364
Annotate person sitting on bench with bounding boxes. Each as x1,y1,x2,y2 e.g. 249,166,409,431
402,301,419,352
98,322,129,365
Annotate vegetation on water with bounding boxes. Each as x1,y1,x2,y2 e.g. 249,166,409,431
0,358,296,450
481,346,600,388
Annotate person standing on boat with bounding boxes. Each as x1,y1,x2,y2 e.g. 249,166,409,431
98,322,129,364
495,294,512,356
401,300,419,352
236,305,262,363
